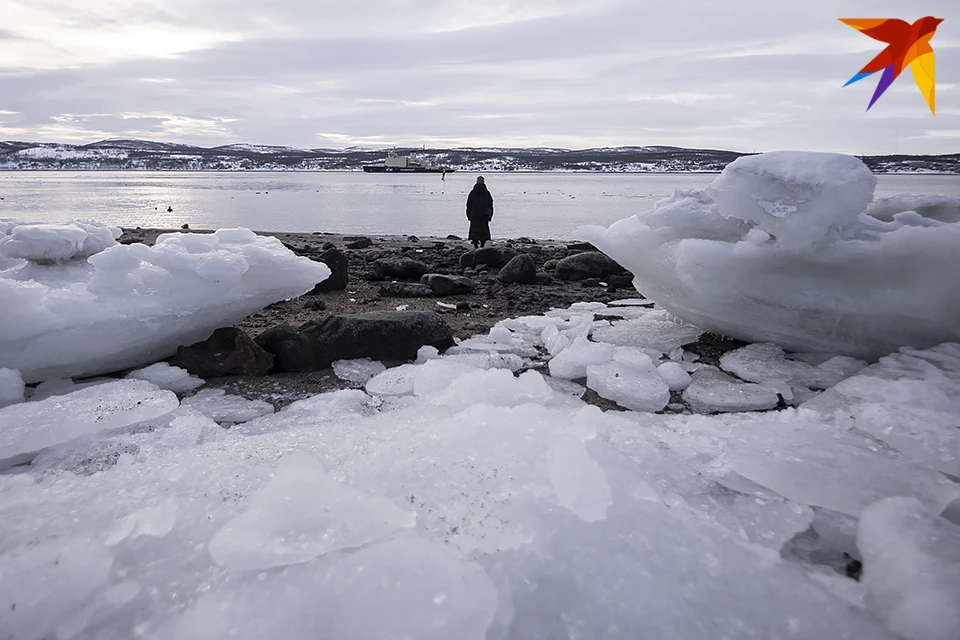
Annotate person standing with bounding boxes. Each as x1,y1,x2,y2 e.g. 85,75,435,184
466,176,493,248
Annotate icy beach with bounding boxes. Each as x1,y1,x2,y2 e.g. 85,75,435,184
1,151,959,640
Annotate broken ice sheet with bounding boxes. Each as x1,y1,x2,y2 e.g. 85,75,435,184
160,537,498,640
0,379,178,467
208,451,416,571
591,308,702,353
180,388,275,424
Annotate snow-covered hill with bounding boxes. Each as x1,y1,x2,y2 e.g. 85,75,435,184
0,139,957,173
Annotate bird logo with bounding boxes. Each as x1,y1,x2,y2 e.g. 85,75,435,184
840,17,942,114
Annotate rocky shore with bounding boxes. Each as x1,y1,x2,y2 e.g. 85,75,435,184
121,227,727,406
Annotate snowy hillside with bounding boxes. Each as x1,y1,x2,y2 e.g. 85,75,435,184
0,139,957,173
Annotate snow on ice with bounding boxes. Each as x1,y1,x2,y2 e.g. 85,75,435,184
585,151,960,359
0,221,330,383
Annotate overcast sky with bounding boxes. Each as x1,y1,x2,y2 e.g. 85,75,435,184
1,0,957,153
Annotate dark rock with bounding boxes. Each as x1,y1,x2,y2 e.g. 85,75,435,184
459,250,477,269
373,257,429,280
543,259,559,271
408,235,419,242
255,311,455,372
308,248,348,293
555,251,627,281
379,282,435,297
497,254,537,285
345,237,373,249
322,242,337,250
421,273,475,296
456,301,471,311
566,241,598,253
180,223,189,229
473,247,509,268
608,272,635,289
170,327,273,377
303,297,327,310
516,237,536,244
446,234,462,240
580,278,602,288
536,271,553,285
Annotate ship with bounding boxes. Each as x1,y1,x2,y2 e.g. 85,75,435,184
362,150,455,173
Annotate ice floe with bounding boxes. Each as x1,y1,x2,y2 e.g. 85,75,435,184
0,222,329,383
585,151,960,359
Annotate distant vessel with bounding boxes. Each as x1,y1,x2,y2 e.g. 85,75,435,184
362,151,455,173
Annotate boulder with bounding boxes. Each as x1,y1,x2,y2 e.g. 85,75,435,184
169,327,273,377
459,246,513,269
373,257,429,280
255,311,455,372
308,248,348,293
543,259,559,271
555,251,627,281
379,282,434,297
497,254,537,285
608,272,635,289
421,273,475,296
345,237,373,249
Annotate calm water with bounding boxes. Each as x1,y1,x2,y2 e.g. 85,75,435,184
2,171,959,240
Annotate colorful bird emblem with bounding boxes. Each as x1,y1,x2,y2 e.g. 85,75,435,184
840,17,942,114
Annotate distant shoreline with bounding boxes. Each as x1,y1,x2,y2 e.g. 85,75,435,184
3,169,960,175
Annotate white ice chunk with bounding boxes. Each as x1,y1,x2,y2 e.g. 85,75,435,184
0,379,178,467
0,226,330,383
858,497,960,640
803,343,960,476
126,362,204,393
548,336,615,379
720,343,865,390
657,361,693,391
586,354,670,412
164,537,498,640
0,367,24,408
682,368,780,413
705,151,876,248
866,194,960,224
331,357,387,383
209,451,416,571
180,388,275,423
591,309,702,353
427,369,555,410
365,363,419,396
585,151,960,359
0,219,120,263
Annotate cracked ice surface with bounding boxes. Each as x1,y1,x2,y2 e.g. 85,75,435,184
585,151,960,359
0,307,958,639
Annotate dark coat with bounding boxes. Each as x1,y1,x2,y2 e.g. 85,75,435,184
466,184,494,241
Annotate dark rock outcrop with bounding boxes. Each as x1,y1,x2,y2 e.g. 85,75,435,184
497,254,537,285
169,327,273,377
379,282,435,297
554,251,628,281
345,237,373,249
372,257,429,280
309,248,348,293
421,273,475,296
255,311,455,372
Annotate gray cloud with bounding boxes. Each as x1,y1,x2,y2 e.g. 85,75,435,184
1,0,957,153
